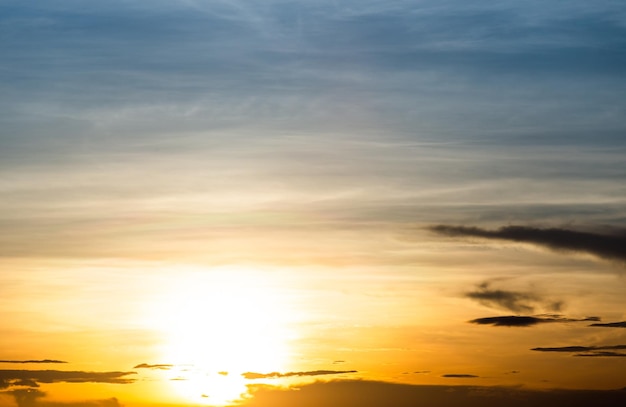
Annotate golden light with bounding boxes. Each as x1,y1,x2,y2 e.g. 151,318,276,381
144,266,295,405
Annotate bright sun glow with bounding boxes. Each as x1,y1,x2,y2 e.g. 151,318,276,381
145,266,295,405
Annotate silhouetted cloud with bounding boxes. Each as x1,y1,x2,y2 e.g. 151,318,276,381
442,374,479,378
237,380,626,407
469,315,599,327
132,363,173,370
0,370,136,389
7,388,122,407
0,360,67,364
590,321,626,328
428,225,626,263
242,370,357,379
465,281,562,313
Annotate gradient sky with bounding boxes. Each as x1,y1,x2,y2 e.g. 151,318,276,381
1,1,626,406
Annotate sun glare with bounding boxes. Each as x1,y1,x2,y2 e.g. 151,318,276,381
145,266,295,405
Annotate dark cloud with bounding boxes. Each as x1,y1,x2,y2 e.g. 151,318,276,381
7,388,122,407
590,321,626,328
0,370,135,389
242,370,357,380
132,363,173,370
428,225,626,263
0,360,67,364
469,315,599,327
465,281,562,313
236,380,626,407
441,374,479,378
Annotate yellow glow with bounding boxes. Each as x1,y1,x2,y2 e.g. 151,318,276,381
144,266,294,405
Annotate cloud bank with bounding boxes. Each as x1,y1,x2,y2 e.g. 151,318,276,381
236,380,626,407
429,225,626,263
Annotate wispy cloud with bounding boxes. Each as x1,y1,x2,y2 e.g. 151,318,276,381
242,370,357,379
465,281,562,313
469,315,599,327
429,225,626,263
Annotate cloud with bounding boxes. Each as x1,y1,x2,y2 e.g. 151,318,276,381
236,379,626,407
465,281,562,313
532,345,626,353
428,225,626,263
589,321,626,328
0,370,136,389
441,374,479,378
132,363,173,370
531,344,626,358
575,352,626,357
469,315,599,327
6,389,122,407
0,360,67,364
242,370,357,379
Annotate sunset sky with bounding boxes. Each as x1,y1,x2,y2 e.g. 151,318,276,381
1,1,625,406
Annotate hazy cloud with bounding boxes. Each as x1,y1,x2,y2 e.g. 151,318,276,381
0,370,136,389
237,380,626,407
242,370,357,379
590,321,626,328
0,360,67,364
465,281,562,313
429,225,626,263
469,315,599,327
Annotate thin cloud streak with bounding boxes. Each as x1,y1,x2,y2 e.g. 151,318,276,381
469,315,599,327
0,360,67,364
590,321,626,328
242,370,357,379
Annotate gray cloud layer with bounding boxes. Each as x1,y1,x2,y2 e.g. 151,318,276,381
429,225,626,263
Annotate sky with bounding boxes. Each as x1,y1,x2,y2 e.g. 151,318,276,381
1,0,625,406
